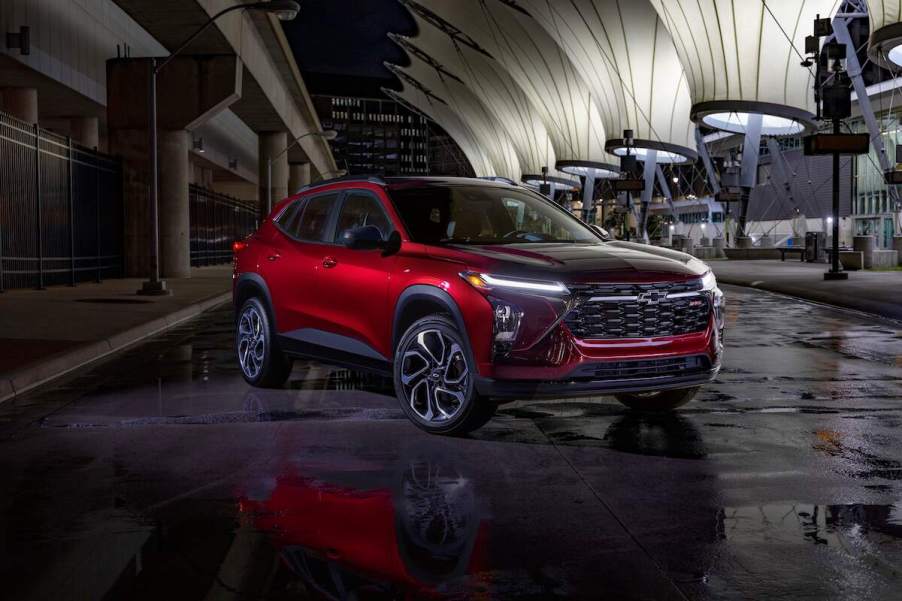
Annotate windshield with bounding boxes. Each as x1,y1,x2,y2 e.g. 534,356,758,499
389,184,600,245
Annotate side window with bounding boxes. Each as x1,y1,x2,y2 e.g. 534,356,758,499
334,191,393,242
275,200,303,234
295,193,339,242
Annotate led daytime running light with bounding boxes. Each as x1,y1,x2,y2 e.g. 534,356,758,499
463,272,569,294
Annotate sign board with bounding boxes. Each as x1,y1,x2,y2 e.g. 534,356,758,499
803,134,870,156
612,179,644,192
715,191,742,203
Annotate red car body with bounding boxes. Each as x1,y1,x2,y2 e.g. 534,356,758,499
233,176,723,401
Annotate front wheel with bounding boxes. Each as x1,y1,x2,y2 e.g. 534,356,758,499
394,315,495,436
615,387,699,411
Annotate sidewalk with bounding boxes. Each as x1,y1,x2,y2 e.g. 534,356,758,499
0,265,233,403
710,259,902,321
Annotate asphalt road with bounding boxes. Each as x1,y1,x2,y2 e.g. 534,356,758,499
1,285,901,600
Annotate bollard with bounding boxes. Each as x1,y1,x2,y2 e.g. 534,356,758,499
894,236,902,266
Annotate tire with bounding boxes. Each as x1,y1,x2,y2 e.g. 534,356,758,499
614,387,699,411
394,315,495,435
236,297,292,388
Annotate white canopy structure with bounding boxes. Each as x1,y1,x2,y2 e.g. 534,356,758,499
649,0,840,136
384,49,523,181
521,0,697,164
401,0,617,179
383,54,520,180
866,0,902,66
387,11,574,183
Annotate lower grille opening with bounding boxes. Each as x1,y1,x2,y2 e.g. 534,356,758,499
568,355,711,382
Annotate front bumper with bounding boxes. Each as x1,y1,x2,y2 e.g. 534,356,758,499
475,355,720,400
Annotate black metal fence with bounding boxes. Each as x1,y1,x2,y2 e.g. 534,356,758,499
0,110,123,290
189,184,257,266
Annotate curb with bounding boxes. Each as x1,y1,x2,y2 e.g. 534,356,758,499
0,291,232,405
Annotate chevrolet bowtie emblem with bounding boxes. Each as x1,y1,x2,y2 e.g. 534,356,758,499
637,291,665,305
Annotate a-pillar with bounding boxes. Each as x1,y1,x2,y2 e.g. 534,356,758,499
288,162,311,193
2,87,38,124
159,131,191,278
70,116,100,149
259,132,288,217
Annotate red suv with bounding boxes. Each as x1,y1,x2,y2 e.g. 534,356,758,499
233,176,724,435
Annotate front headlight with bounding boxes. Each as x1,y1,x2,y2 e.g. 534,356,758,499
460,272,569,295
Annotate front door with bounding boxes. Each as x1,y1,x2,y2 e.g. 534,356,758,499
317,188,397,361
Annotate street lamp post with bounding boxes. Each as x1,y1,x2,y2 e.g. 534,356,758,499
266,129,338,215
139,1,300,296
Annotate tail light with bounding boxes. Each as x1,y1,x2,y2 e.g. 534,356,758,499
232,240,249,253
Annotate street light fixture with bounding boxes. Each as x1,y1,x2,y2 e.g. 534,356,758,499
266,129,338,215
139,0,300,296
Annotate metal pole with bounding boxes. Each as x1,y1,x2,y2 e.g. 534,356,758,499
149,59,160,284
624,191,631,241
96,162,102,283
67,137,76,286
267,158,272,215
831,118,841,274
34,123,44,290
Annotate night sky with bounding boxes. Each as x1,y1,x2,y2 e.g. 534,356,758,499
282,0,416,95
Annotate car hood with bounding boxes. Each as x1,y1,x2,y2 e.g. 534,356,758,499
432,242,708,282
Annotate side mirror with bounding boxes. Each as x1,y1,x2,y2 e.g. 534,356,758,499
342,225,384,250
590,224,612,241
382,230,402,256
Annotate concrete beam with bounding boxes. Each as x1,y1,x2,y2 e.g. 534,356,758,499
107,55,242,131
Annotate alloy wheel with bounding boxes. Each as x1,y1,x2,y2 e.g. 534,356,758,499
400,329,470,422
237,305,266,380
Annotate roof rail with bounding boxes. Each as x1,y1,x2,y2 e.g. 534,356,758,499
295,174,386,194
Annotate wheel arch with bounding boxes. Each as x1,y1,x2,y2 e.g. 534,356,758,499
234,273,275,325
393,285,479,374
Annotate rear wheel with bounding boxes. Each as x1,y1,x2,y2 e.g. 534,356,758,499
614,387,698,411
394,315,495,435
236,297,292,388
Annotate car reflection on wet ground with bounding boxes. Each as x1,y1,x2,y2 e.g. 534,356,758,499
1,285,902,599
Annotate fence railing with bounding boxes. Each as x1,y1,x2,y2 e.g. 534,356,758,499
189,184,258,266
0,110,123,290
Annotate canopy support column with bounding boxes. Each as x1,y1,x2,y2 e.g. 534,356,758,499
639,150,658,243
738,113,763,238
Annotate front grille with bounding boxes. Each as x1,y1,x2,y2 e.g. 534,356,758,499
565,281,711,339
570,355,710,381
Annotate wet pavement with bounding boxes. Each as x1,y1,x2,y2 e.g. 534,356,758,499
1,285,902,600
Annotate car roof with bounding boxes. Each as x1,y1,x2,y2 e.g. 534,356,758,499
296,175,520,195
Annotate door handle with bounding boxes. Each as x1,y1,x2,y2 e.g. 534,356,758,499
267,253,280,262
322,256,337,269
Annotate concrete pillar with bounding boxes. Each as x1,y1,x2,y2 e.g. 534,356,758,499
288,162,311,193
758,235,774,248
700,237,711,247
159,130,191,278
713,238,726,258
736,236,754,249
259,132,288,217
2,87,38,124
70,116,99,149
893,236,902,266
853,235,876,269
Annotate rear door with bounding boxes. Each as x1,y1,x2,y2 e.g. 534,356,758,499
263,191,340,334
